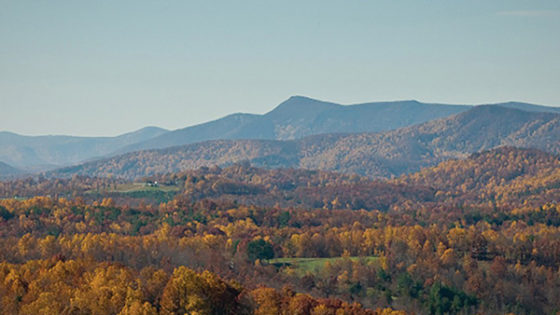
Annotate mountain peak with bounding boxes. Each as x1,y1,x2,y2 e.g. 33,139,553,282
265,96,341,118
288,95,314,101
115,126,169,141
280,95,336,106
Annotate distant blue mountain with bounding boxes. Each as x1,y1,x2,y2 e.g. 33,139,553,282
496,101,560,113
0,126,168,171
51,104,560,180
3,96,559,173
0,161,22,178
118,96,559,153
117,96,471,152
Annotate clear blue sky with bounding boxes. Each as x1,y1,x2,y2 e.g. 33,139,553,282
1,1,559,136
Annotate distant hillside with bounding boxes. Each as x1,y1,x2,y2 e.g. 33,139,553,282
134,165,434,211
0,126,168,171
119,96,472,152
151,147,560,209
120,97,560,153
133,148,560,209
398,146,560,206
4,96,559,172
0,161,22,179
35,147,560,211
497,101,560,114
50,105,560,179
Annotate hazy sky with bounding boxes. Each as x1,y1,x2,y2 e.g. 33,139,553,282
1,1,559,136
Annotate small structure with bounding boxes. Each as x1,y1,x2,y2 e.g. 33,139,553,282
145,180,159,187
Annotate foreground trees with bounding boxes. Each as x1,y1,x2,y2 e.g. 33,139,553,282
1,195,559,313
0,259,398,314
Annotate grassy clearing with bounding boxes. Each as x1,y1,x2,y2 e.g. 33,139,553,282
87,182,180,194
86,183,181,203
109,183,181,193
268,256,378,276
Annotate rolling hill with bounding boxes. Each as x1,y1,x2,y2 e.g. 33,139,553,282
118,97,560,153
50,105,560,179
397,146,560,206
117,96,474,152
119,147,560,210
0,161,22,179
0,126,168,172
3,96,558,173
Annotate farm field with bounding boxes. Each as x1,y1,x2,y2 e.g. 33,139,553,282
269,256,379,276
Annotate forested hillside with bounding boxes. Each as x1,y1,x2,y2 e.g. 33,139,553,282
120,97,472,152
51,105,560,179
3,97,559,174
120,96,560,153
399,147,560,207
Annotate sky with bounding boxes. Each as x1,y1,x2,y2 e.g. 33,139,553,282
1,1,559,136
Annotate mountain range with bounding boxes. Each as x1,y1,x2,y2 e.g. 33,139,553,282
50,104,560,179
0,96,560,176
117,96,560,153
116,97,473,152
0,127,168,172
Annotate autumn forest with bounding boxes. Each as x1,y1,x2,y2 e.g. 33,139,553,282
3,0,560,313
0,146,558,314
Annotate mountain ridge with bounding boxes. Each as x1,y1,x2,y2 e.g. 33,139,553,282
118,97,560,154
0,126,168,171
120,97,472,152
3,96,559,173
48,105,560,179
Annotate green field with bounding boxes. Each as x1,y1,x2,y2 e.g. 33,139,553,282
109,182,181,193
268,256,378,276
86,182,181,203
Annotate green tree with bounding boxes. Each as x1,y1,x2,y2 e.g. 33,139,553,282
0,205,13,220
247,239,274,261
